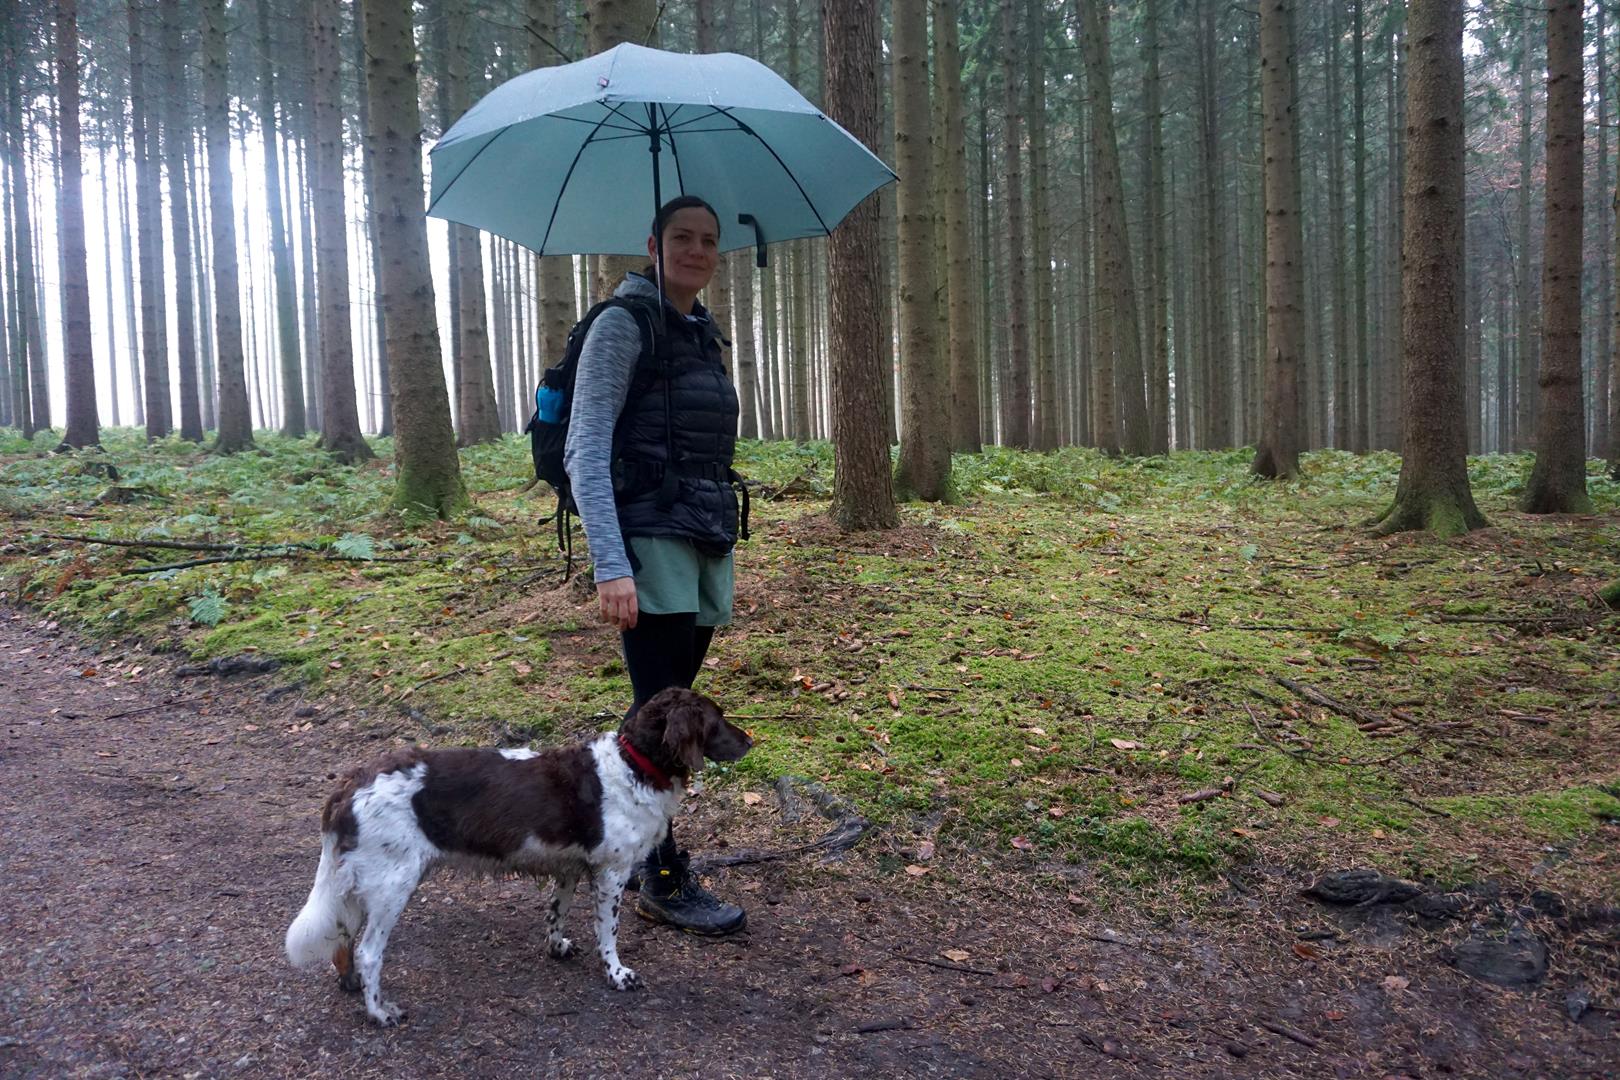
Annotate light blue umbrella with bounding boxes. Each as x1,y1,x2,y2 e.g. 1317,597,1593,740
427,43,896,265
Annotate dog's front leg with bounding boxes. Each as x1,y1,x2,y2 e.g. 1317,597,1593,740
545,871,581,960
589,866,640,990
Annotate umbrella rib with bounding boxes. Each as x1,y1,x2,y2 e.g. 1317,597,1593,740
536,109,624,256
711,106,833,237
427,125,513,216
546,114,650,134
661,105,687,196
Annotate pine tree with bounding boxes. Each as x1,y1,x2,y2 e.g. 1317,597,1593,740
55,0,99,449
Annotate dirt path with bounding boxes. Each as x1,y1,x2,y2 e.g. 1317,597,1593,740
0,608,1613,1079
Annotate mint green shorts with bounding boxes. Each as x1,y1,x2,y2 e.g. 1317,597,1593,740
626,536,734,626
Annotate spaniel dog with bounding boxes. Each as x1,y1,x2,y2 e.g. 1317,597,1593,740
284,687,751,1025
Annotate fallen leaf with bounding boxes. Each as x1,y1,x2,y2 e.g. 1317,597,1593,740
1292,941,1324,961
942,949,971,962
1009,758,1023,768
904,864,931,877
916,840,935,861
79,667,97,678
886,689,900,708
1318,816,1342,828
1010,835,1033,851
512,661,533,676
1382,975,1410,992
1109,738,1141,751
741,792,763,806
1040,976,1061,993
242,724,259,732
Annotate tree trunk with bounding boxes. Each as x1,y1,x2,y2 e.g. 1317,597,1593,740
1327,0,1349,448
1027,0,1056,451
360,0,467,518
188,133,217,432
296,132,322,433
1082,0,1148,456
934,0,978,453
3,0,38,437
1351,0,1367,451
1198,0,1231,448
999,0,1030,447
258,0,306,438
1596,0,1612,464
202,0,253,452
1251,0,1302,479
1522,0,1590,513
55,0,99,448
307,0,371,463
130,0,171,438
1372,0,1482,536
1514,8,1537,452
114,129,145,427
525,1,576,403
892,0,949,499
160,0,203,441
445,0,500,446
1143,0,1168,454
823,0,897,529
353,12,391,437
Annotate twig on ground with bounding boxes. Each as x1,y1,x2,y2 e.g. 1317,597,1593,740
93,698,200,723
1254,1017,1319,1049
39,532,324,553
1398,795,1452,819
890,952,1000,977
402,652,513,696
1275,676,1388,728
1087,600,1342,634
120,550,424,575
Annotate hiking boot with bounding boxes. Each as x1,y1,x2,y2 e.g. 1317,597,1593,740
634,851,746,936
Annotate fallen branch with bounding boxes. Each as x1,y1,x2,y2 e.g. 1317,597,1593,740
120,550,424,575
1398,795,1452,819
38,532,321,553
402,652,513,696
1275,676,1387,728
1254,1017,1319,1049
1087,600,1342,635
890,953,999,977
93,698,201,723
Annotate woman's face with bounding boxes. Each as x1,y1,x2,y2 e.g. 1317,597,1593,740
648,206,720,297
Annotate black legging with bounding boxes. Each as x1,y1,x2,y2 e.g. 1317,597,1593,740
622,613,715,868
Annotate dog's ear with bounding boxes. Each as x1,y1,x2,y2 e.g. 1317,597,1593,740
660,693,710,774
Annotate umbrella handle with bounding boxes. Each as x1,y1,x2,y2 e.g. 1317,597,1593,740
738,214,767,269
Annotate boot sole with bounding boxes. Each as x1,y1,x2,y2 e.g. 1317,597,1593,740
633,902,747,937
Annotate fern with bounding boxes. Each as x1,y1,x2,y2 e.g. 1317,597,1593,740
187,589,227,627
332,532,377,560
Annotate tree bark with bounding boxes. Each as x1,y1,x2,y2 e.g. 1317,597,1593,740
1522,0,1591,513
258,0,306,438
1198,0,1231,448
1251,0,1302,479
1081,0,1148,456
586,0,658,297
201,0,252,452
932,0,977,453
1143,0,1168,454
1327,0,1349,449
160,0,203,441
55,0,99,448
3,0,39,437
823,0,897,529
361,0,467,518
1351,0,1367,451
892,0,949,499
306,0,371,463
1514,8,1537,452
1372,0,1482,536
444,0,500,446
999,0,1030,447
1027,0,1056,451
130,0,170,438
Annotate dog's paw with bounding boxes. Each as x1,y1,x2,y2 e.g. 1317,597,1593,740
367,1001,408,1027
607,966,643,991
337,970,362,993
547,936,578,960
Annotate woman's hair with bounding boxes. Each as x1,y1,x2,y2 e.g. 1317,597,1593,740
650,195,721,243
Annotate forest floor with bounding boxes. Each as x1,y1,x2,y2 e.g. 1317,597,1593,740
2,430,1619,1078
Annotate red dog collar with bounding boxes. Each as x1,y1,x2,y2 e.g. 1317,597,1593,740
618,734,673,791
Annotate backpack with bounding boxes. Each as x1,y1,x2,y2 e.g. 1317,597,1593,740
525,297,659,575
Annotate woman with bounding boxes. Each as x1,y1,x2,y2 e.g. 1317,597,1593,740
563,195,746,936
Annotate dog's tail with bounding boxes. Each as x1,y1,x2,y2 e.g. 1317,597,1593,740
285,833,352,970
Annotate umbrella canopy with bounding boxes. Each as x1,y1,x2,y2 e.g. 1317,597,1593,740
427,43,896,258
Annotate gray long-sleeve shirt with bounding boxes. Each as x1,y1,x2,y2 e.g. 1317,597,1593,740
564,273,692,584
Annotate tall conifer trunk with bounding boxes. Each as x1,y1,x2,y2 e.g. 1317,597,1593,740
161,0,203,441
1373,0,1482,535
130,0,170,438
1143,0,1169,454
56,0,100,448
1000,0,1030,447
1523,0,1591,513
203,0,252,451
1252,0,1302,479
361,0,467,517
257,0,306,437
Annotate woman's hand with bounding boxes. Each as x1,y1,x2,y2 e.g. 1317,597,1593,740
598,576,639,630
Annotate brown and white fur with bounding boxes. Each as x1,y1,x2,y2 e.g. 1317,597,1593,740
284,687,751,1025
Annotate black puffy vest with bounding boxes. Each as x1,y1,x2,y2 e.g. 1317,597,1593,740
612,291,740,555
